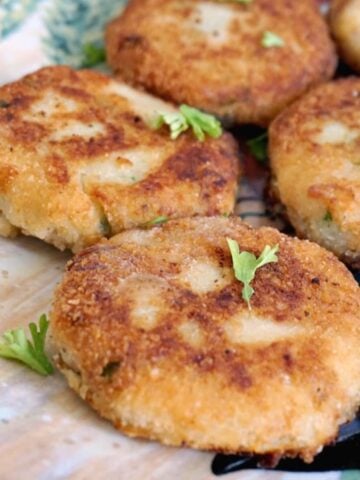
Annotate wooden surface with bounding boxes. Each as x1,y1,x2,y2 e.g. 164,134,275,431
0,235,339,480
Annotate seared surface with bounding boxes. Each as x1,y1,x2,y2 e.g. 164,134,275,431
269,77,360,267
0,66,239,252
51,216,360,461
106,0,336,126
330,0,360,73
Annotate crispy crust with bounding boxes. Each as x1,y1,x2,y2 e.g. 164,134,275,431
269,77,360,267
106,0,336,126
0,66,239,252
330,0,360,73
51,216,360,461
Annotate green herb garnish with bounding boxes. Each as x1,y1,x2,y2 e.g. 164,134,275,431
0,100,10,108
247,132,268,163
100,215,111,236
143,216,169,228
227,239,279,309
152,112,188,140
81,43,106,68
262,31,285,48
181,105,223,141
323,211,333,222
0,314,53,376
153,105,223,141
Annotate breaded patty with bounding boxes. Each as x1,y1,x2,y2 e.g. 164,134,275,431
106,0,336,127
269,77,360,267
50,216,360,461
0,66,239,252
330,0,360,73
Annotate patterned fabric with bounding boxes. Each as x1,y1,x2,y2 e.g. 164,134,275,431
0,0,42,37
43,0,122,66
0,0,125,83
0,2,356,479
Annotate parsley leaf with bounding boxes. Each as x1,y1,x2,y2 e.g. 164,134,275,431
0,314,54,376
180,105,223,141
152,105,223,141
323,211,333,222
262,31,285,48
227,239,279,309
152,112,189,140
247,131,268,163
81,43,106,68
143,216,169,228
99,215,111,236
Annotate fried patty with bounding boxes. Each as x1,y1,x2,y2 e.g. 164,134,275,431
330,0,360,73
0,66,239,252
106,0,336,127
50,216,360,461
269,77,360,267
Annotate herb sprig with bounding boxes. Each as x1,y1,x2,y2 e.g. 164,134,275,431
152,105,223,141
262,31,285,48
247,131,268,163
0,315,53,376
323,211,333,222
142,216,169,228
227,239,279,309
81,43,106,68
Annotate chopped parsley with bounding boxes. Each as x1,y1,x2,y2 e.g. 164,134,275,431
152,105,223,141
247,131,268,163
227,239,279,309
81,43,106,68
323,211,333,222
152,111,188,140
143,216,169,228
100,215,111,236
0,315,53,376
262,31,285,48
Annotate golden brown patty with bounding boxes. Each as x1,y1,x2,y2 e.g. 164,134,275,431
50,216,360,461
106,0,336,127
0,66,239,252
269,77,360,267
330,0,360,73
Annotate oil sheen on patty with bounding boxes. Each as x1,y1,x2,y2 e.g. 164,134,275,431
51,216,360,462
106,0,336,126
269,77,360,267
0,66,239,252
